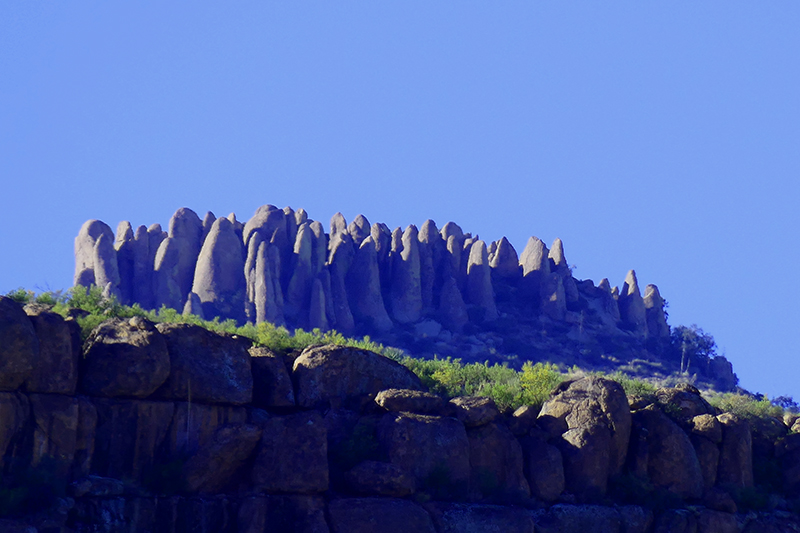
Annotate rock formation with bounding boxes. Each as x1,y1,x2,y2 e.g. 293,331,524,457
0,299,791,532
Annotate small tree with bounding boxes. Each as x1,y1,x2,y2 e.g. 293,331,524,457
670,324,718,374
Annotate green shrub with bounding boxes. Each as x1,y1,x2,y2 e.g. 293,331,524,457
518,362,565,410
706,393,784,421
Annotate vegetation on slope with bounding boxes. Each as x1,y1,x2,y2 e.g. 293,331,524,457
5,286,794,419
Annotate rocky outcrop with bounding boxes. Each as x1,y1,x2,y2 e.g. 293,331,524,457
0,303,793,531
192,217,246,323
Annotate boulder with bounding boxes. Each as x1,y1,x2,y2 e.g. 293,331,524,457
74,219,115,287
377,412,470,499
254,241,285,326
167,207,204,302
348,214,371,246
328,498,435,533
389,225,423,323
347,236,393,332
285,222,314,322
344,461,416,497
242,204,284,247
24,306,79,394
73,397,98,479
115,221,136,304
538,377,631,480
91,398,175,482
293,345,423,410
330,212,348,237
182,423,262,493
467,421,530,500
238,495,329,533
328,235,356,334
632,404,704,499
152,236,187,310
519,434,565,502
132,225,153,308
689,414,723,443
519,236,550,300
438,276,469,332
618,270,647,337
375,389,447,415
252,411,328,493
249,346,295,407
80,317,170,398
489,237,520,279
450,396,501,427
716,412,754,487
93,232,121,298
466,240,498,321
191,217,246,323
308,277,329,331
0,296,37,391
424,502,535,533
153,322,253,405
692,434,720,489
418,220,439,310
540,271,567,321
655,383,715,421
643,284,670,340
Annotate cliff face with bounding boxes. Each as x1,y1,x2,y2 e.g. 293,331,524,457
0,296,797,532
73,205,735,389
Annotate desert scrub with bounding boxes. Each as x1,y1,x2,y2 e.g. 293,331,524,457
705,392,784,421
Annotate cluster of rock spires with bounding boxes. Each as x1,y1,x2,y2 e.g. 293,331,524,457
0,297,798,532
74,205,713,382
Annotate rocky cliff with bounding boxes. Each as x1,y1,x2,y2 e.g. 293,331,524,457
0,296,798,532
73,205,736,390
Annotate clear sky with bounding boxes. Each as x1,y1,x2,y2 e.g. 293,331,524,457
2,3,798,401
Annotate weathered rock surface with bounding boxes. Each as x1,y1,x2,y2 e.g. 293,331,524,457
467,421,530,500
293,345,423,409
343,461,416,497
716,412,754,487
424,502,535,533
24,306,79,394
378,412,470,498
153,322,253,405
375,388,446,415
0,297,37,391
618,270,647,337
252,411,328,493
519,434,565,502
191,217,246,323
389,225,423,323
466,240,498,321
80,317,170,398
329,498,435,533
249,346,295,407
182,423,262,493
450,396,501,427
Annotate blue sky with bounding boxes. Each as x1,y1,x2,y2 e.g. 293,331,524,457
2,2,798,400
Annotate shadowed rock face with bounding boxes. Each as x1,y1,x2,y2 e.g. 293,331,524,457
192,217,246,324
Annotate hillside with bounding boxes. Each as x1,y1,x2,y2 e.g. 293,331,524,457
73,205,737,392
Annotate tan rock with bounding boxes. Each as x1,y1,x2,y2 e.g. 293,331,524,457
80,317,170,398
519,434,565,502
717,412,754,487
153,322,253,405
377,412,470,499
450,396,501,427
374,389,446,415
689,414,723,443
293,345,423,410
467,421,530,500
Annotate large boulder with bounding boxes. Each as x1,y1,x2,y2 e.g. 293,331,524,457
249,346,295,408
328,498,435,533
519,434,565,502
375,389,447,415
467,421,530,500
377,412,470,499
643,284,670,340
716,412,754,488
489,237,520,279
655,383,715,421
344,460,416,497
251,411,328,493
162,402,248,459
465,240,498,322
153,322,253,405
346,236,393,332
293,345,423,410
74,219,115,287
0,297,37,391
618,270,647,337
631,404,704,499
538,377,631,497
80,317,170,398
24,306,80,394
191,217,246,323
389,225,423,323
